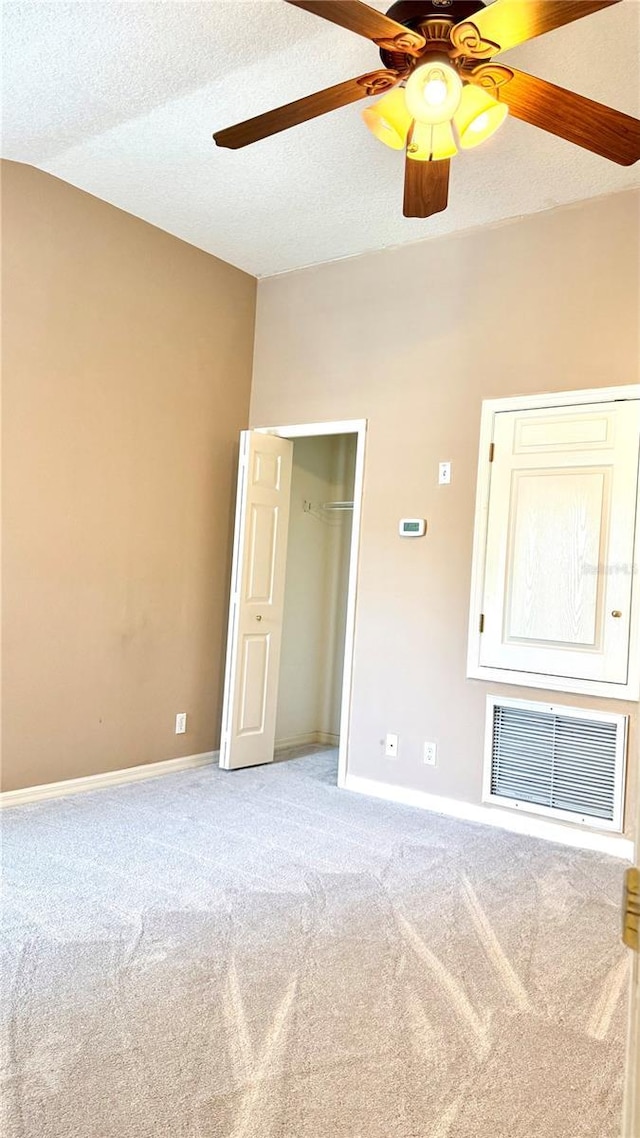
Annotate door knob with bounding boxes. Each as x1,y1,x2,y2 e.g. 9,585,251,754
611,610,622,618
255,614,263,622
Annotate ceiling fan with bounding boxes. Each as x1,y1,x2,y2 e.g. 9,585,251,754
213,0,640,219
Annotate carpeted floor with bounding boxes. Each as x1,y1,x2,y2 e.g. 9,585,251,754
0,749,630,1138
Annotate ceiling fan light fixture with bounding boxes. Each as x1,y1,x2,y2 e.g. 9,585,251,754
361,87,412,150
405,59,463,126
454,84,508,149
406,119,458,162
214,1,640,222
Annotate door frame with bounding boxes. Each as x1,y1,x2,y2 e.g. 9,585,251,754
466,385,640,700
253,418,367,789
622,725,640,1135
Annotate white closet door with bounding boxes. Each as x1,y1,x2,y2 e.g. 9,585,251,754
219,431,293,770
480,401,640,684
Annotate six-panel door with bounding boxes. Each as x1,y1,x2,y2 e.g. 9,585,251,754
219,431,293,770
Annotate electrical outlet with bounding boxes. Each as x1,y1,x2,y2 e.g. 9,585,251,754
175,712,187,735
385,733,399,758
423,741,437,766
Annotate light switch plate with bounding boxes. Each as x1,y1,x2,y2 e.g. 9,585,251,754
439,462,451,485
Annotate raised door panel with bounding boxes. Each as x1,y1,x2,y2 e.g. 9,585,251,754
237,633,271,736
504,467,608,649
245,503,279,604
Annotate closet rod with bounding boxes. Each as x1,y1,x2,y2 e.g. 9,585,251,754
321,501,354,512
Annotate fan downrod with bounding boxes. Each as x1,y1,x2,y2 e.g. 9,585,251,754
379,0,486,68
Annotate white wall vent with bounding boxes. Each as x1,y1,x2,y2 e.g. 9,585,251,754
483,696,627,832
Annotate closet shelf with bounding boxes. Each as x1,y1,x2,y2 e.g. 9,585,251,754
321,501,354,512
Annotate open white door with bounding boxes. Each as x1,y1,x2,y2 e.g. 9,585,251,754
219,431,293,770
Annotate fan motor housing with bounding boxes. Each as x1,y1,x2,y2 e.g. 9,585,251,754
380,0,487,69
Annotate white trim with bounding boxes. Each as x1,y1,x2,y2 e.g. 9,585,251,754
475,386,640,414
318,732,340,747
344,773,634,860
274,731,339,751
483,695,628,833
622,716,640,1136
0,751,216,808
219,430,251,770
247,419,367,790
467,386,640,700
467,667,640,700
256,418,367,439
275,733,319,751
338,422,366,789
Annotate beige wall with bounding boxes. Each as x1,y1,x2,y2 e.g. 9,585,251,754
275,435,355,746
251,190,640,836
1,160,256,792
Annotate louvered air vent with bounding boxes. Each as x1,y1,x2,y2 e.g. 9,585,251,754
484,697,627,832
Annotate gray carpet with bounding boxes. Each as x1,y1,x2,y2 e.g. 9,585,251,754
0,749,629,1138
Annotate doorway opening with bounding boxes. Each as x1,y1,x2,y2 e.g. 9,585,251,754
275,432,356,763
219,420,366,787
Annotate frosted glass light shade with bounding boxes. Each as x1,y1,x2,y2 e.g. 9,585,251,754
405,61,463,125
361,88,412,150
454,84,508,149
406,119,458,161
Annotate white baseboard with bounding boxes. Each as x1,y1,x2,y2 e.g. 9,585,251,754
275,731,339,752
344,774,635,861
0,751,217,808
275,732,318,751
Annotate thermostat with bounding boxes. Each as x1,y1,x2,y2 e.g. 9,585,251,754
399,518,426,537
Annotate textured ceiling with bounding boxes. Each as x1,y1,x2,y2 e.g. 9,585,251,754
2,0,639,277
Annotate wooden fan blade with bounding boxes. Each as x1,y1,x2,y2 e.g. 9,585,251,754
468,66,640,166
452,1,621,57
285,0,425,54
403,157,450,218
213,71,401,149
